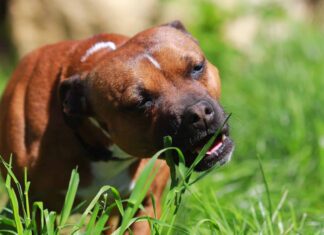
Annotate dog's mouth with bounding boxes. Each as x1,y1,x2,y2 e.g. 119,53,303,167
184,128,234,171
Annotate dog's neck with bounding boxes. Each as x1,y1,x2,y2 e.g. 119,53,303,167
66,116,134,162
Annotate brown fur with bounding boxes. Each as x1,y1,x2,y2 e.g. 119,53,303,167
0,22,223,234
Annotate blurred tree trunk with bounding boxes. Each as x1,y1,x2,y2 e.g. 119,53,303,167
0,0,15,66
307,0,324,27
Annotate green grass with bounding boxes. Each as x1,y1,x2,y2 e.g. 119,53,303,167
0,66,10,94
0,17,323,235
172,24,324,234
0,130,229,234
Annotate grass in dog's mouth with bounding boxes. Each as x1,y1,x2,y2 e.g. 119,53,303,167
180,114,234,171
192,131,225,155
190,131,233,166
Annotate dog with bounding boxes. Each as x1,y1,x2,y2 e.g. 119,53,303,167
0,21,234,234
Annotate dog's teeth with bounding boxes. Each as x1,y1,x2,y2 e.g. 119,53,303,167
222,134,226,141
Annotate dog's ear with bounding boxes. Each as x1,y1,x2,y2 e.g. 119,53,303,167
59,74,90,117
163,20,189,34
163,20,199,43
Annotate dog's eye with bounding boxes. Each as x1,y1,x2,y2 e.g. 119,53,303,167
191,61,205,78
137,90,154,110
120,89,154,113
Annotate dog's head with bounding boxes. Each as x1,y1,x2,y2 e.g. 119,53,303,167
60,21,234,171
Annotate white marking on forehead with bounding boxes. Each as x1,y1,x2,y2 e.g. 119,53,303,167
143,54,161,70
81,41,116,62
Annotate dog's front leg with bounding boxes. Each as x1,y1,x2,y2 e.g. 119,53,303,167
104,159,169,235
128,159,170,235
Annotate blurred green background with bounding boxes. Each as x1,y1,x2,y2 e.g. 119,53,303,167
0,0,323,233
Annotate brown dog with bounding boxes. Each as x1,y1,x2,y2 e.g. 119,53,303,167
0,21,234,234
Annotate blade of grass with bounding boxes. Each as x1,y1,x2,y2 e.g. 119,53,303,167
298,213,307,232
43,210,56,235
32,202,44,235
58,169,79,227
164,136,177,189
5,174,23,234
92,213,109,234
72,185,122,233
266,213,274,235
23,168,31,233
272,190,288,222
250,204,262,231
117,147,178,234
0,215,16,228
1,156,28,221
0,229,18,234
150,192,157,219
256,154,273,218
193,219,220,234
84,203,100,235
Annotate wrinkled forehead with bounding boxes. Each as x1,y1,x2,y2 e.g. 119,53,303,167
127,27,203,57
92,26,207,89
121,27,205,73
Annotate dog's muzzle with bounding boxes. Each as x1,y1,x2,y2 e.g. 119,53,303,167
168,99,234,171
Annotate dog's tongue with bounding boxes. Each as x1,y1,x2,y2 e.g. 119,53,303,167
206,141,223,155
206,134,225,155
194,134,225,155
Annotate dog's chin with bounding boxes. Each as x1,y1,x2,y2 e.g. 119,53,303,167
184,131,234,172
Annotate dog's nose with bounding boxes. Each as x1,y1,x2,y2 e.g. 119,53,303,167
183,100,215,130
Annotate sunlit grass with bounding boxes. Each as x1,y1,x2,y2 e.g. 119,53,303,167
0,126,229,234
0,67,9,94
173,24,324,234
